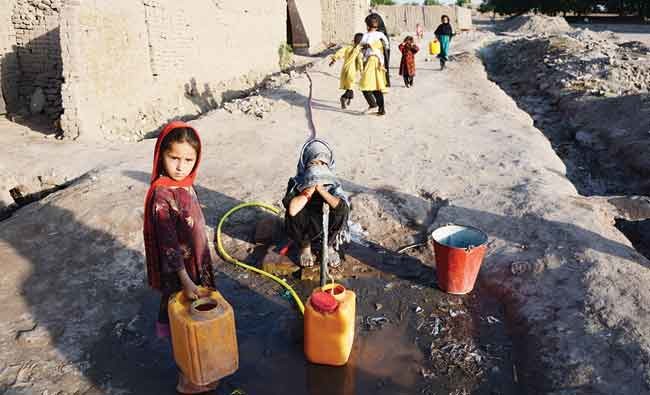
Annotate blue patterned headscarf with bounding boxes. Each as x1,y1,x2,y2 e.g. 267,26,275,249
295,139,349,205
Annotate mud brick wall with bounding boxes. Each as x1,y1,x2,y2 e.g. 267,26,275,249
456,6,472,31
59,0,152,141
0,0,18,113
375,5,472,35
60,0,285,140
11,0,64,120
321,0,370,44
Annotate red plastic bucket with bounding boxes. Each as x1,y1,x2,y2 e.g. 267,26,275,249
431,224,488,295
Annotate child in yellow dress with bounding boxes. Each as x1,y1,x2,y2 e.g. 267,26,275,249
360,14,389,116
329,33,364,109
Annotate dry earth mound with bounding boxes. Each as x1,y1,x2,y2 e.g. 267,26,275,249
485,27,650,193
500,14,573,35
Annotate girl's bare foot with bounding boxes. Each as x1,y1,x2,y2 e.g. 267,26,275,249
299,245,314,267
327,246,341,268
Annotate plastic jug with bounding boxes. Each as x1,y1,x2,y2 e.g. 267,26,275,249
429,39,441,55
304,283,356,366
168,288,239,385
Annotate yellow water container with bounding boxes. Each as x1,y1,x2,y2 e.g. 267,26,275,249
168,288,239,385
304,283,356,366
429,39,441,55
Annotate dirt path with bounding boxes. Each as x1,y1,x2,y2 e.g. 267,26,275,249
0,29,649,394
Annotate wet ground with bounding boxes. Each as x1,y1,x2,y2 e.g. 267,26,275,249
186,206,520,395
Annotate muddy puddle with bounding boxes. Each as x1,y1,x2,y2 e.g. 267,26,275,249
208,231,519,395
83,208,518,395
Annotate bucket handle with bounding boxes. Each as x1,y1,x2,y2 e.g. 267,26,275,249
322,283,345,295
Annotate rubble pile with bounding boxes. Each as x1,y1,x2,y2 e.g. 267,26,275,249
223,95,274,119
489,28,650,99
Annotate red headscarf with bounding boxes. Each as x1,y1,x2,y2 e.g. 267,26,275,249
143,121,202,290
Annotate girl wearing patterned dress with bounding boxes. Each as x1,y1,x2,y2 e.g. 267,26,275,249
143,121,218,394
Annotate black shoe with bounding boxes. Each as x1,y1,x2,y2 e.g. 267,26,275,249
377,108,386,116
340,96,347,109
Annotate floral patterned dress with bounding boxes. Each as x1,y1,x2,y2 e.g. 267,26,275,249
399,42,419,77
153,186,215,323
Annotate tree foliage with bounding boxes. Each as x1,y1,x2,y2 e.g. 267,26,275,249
481,0,650,16
456,0,471,6
371,0,396,5
424,0,441,4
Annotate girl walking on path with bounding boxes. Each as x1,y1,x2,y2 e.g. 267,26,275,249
329,33,364,109
434,15,455,71
399,36,419,88
143,121,220,394
360,14,389,116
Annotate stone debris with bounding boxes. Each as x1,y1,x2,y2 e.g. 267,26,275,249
262,73,291,90
223,95,274,119
489,28,650,99
365,316,389,330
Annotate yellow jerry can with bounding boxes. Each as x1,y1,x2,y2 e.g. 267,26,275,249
429,39,441,55
168,288,239,386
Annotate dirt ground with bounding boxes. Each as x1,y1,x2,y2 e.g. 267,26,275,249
0,24,649,395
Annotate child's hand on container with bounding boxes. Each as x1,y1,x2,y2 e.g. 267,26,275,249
183,282,202,300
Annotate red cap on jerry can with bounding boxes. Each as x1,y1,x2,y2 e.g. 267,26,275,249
311,291,339,313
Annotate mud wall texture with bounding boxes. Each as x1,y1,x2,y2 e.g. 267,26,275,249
375,5,472,35
0,0,17,114
321,0,370,44
60,0,285,140
1,0,63,119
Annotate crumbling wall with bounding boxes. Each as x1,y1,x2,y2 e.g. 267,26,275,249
11,0,64,120
321,0,370,44
60,0,285,140
376,5,471,35
0,0,18,114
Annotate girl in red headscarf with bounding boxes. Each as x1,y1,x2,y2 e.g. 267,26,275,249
143,121,217,393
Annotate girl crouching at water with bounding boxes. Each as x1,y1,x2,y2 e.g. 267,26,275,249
283,139,350,268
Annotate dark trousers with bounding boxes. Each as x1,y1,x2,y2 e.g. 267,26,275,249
403,75,414,86
341,89,354,101
385,49,391,87
362,91,385,111
285,199,349,247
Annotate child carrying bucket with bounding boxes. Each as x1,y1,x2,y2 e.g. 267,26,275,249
329,33,364,110
143,121,220,394
434,15,455,70
282,139,350,268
